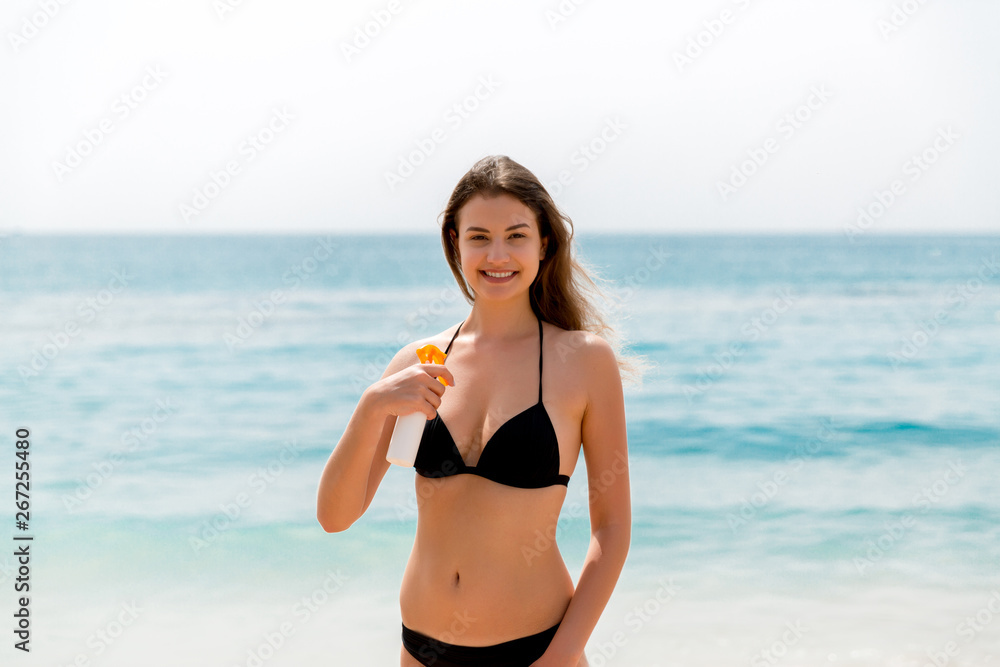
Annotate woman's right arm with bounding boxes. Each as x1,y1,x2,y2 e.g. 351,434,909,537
316,342,454,533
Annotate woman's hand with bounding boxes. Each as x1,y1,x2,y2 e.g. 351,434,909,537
365,363,456,421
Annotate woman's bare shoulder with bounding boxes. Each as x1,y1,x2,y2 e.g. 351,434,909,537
382,322,463,377
412,321,463,353
543,322,615,368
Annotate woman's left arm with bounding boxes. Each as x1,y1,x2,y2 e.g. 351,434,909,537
532,336,631,667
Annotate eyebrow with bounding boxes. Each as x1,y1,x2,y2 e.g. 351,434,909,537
465,224,530,233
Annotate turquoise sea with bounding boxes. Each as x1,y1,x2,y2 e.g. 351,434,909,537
1,233,999,666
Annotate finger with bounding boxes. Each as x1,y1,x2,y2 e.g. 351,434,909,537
428,385,444,407
421,387,441,419
416,369,446,398
422,364,456,387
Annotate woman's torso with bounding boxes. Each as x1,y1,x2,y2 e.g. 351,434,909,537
399,318,588,644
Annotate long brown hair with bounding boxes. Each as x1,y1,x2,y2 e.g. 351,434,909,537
439,155,646,384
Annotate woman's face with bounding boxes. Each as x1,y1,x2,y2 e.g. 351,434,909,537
451,193,548,301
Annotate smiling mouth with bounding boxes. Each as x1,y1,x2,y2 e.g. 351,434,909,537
480,270,518,281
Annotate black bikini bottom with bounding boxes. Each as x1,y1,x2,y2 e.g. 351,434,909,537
401,622,559,666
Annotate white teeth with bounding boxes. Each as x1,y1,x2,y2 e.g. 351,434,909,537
483,271,515,278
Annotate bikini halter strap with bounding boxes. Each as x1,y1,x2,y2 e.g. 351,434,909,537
441,316,544,402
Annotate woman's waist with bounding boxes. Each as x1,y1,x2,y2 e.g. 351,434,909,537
400,551,573,644
412,515,568,570
401,483,575,640
405,537,570,588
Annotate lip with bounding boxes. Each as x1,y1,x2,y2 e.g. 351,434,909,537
479,270,518,283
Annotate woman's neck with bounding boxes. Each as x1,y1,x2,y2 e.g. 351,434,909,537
461,299,537,345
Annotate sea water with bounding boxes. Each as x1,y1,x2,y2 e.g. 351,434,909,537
1,233,998,666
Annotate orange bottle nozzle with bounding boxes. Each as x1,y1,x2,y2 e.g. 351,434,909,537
416,344,449,386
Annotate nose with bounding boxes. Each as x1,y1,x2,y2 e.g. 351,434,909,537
486,238,510,264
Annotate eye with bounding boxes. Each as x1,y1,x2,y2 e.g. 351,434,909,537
510,233,526,239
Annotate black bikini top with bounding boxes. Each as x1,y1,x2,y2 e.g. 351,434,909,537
413,316,571,489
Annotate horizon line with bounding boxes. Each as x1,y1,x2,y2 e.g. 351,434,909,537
3,229,998,238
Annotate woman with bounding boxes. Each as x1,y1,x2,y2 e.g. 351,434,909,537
317,155,632,666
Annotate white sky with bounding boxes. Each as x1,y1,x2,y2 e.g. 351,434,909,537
1,0,998,234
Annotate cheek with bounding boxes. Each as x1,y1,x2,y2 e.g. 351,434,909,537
460,251,477,274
